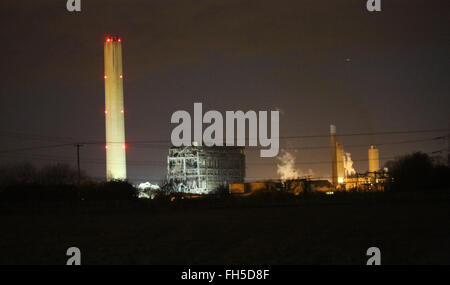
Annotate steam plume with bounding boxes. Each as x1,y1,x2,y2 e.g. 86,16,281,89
344,152,356,177
276,150,314,181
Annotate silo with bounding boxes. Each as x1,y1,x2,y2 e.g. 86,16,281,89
368,145,380,177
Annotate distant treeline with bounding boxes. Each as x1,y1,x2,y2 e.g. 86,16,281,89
0,152,449,206
0,163,137,204
0,163,80,187
385,152,450,192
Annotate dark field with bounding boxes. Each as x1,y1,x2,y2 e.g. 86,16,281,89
0,193,449,265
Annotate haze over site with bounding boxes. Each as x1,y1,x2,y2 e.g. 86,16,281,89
0,0,448,183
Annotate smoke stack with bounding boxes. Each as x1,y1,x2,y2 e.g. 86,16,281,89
104,36,127,181
368,145,380,177
330,124,338,186
336,142,345,182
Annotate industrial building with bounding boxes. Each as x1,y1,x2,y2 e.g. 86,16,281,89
230,181,281,195
229,179,332,195
329,125,387,191
227,125,387,196
343,174,387,191
167,145,245,194
162,124,386,196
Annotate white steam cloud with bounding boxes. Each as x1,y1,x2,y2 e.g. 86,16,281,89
276,150,314,181
344,152,356,177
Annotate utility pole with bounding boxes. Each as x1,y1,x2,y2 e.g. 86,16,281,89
448,124,450,167
75,143,84,185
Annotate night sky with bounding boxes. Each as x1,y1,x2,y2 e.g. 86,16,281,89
0,0,448,183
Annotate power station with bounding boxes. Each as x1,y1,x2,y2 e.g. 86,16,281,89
101,37,386,190
104,36,127,181
328,124,387,191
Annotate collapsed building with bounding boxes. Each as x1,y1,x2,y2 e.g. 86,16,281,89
167,145,245,194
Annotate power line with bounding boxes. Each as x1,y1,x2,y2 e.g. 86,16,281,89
0,135,445,165
281,129,448,139
0,128,447,146
0,152,165,166
91,128,449,144
69,133,448,149
242,137,445,151
245,150,447,166
75,143,84,185
0,131,79,143
0,143,75,154
2,149,446,169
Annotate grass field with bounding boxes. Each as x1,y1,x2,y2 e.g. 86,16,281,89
0,193,449,265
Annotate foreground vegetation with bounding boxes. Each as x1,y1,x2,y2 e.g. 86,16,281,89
0,152,448,264
0,192,448,265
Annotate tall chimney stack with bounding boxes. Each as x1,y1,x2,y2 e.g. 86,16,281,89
330,124,338,186
336,141,345,183
104,36,127,181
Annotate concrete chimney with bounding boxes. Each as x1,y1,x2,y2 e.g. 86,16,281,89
336,141,345,183
104,36,127,181
330,124,338,186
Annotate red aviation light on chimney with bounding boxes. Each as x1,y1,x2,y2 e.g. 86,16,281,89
104,110,108,114
122,143,126,150
119,74,123,79
105,145,108,150
105,36,121,43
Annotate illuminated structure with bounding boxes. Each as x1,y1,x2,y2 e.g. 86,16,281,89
167,145,245,194
330,125,356,186
368,145,380,177
330,125,345,185
336,142,345,183
330,125,338,185
104,36,126,181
